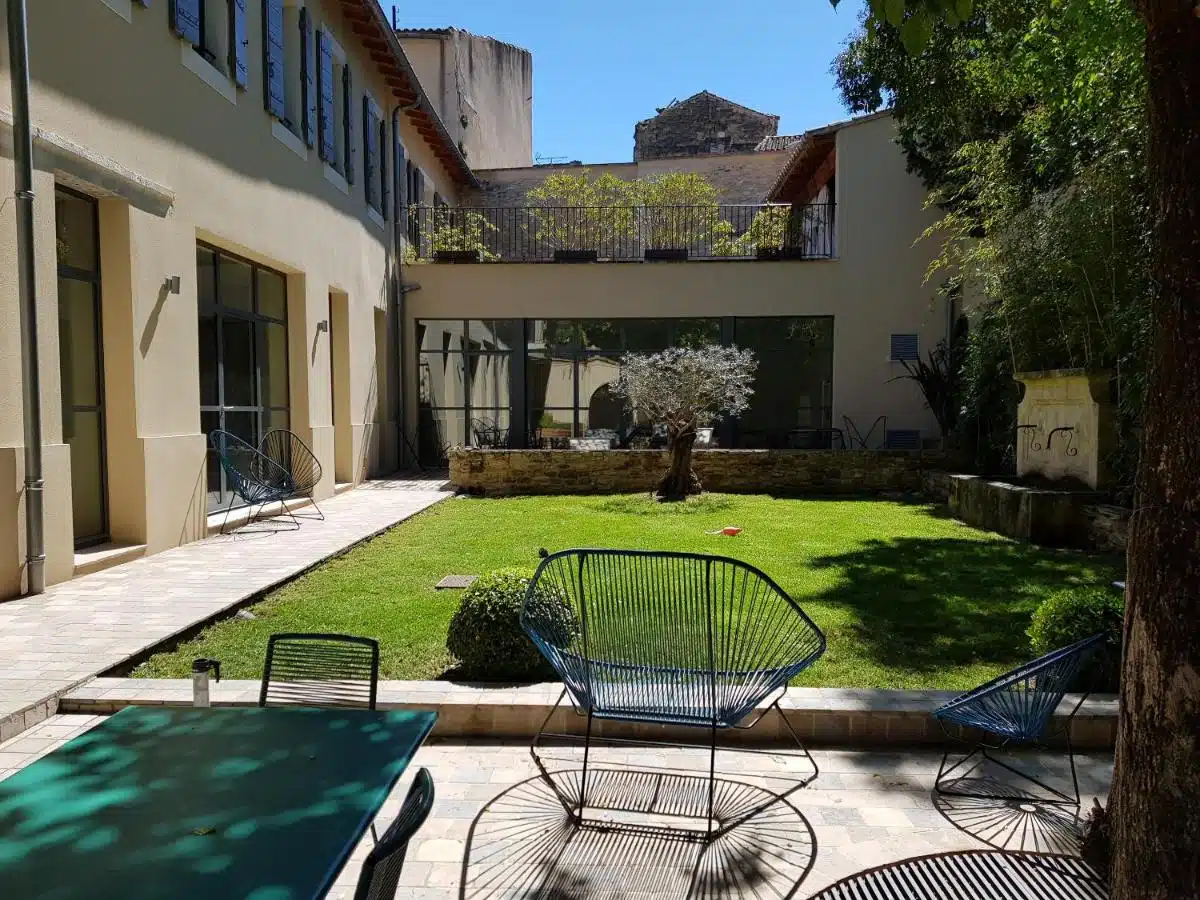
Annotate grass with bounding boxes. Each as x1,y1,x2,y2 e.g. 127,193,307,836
135,494,1120,690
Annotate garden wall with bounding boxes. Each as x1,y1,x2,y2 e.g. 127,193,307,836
449,448,962,497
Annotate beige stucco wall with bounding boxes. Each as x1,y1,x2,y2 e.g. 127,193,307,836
399,30,533,171
404,114,948,447
470,148,794,207
0,0,461,595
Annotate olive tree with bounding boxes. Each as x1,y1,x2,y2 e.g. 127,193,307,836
614,346,756,501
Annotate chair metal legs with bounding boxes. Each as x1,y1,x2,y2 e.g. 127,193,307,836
935,737,1082,807
218,497,302,535
529,688,819,843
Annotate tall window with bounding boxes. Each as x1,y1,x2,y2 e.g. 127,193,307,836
56,188,108,547
733,316,834,447
198,245,290,511
416,320,520,465
171,0,248,88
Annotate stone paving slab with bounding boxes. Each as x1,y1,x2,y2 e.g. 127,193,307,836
0,477,450,739
61,678,1119,750
1,715,1112,899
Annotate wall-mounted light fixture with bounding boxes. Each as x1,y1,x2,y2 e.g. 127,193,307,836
316,320,329,333
165,275,182,295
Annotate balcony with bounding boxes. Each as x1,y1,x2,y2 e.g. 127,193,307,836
404,203,835,263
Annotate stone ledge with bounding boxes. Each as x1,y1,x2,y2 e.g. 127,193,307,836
60,679,1118,750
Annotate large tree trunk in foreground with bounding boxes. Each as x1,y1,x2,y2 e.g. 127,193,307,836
1109,3,1200,897
658,430,702,502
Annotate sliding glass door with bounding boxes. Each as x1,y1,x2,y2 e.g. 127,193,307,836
198,245,290,511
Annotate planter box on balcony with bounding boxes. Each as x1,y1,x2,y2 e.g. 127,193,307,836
644,248,689,262
554,249,599,263
434,250,482,264
756,247,809,261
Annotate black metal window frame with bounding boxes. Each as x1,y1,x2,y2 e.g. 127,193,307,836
56,186,109,548
198,242,290,512
416,320,515,465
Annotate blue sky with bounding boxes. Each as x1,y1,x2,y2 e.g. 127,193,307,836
388,1,865,164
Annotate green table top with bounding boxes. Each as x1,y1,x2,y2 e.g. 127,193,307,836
0,706,437,900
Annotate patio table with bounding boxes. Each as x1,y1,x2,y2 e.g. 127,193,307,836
0,705,436,899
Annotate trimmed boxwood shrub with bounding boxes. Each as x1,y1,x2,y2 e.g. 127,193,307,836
446,569,577,682
1028,585,1124,692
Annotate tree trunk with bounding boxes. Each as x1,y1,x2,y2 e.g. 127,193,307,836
657,429,702,502
1109,3,1200,897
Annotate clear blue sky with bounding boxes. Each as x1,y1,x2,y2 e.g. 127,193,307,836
387,1,864,164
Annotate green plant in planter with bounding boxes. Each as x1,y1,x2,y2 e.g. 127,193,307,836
446,569,577,682
1028,585,1124,692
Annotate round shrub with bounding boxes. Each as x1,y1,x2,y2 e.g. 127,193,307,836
446,569,577,682
1028,585,1124,692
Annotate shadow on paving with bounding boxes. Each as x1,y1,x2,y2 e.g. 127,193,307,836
460,768,817,899
807,537,1116,674
808,849,1107,899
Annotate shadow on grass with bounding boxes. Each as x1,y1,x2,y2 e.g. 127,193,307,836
808,537,1116,674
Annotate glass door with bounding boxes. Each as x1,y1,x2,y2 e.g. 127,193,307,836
198,245,290,512
55,188,108,547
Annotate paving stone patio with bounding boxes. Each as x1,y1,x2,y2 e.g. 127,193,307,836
0,477,450,740
1,715,1112,898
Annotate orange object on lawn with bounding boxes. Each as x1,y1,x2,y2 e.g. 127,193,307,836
706,526,743,536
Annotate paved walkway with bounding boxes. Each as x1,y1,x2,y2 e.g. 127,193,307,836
0,717,1112,898
0,477,450,738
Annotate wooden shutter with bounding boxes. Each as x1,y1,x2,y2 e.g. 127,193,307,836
230,0,249,89
300,9,316,147
363,97,378,208
317,32,336,163
262,0,285,119
395,138,407,228
169,0,201,46
380,118,389,220
343,67,355,184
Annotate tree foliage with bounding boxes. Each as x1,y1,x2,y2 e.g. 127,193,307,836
833,0,1150,481
614,346,757,500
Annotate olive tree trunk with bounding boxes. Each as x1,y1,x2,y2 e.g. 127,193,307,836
657,428,702,502
1109,3,1200,897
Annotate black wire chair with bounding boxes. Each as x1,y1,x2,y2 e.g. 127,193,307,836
258,633,381,709
353,768,436,900
934,633,1107,806
260,429,325,521
208,429,298,534
522,548,827,842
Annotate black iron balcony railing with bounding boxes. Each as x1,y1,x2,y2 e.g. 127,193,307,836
403,203,836,263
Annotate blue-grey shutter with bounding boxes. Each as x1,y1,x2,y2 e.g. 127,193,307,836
169,0,201,45
317,32,336,163
363,97,378,208
380,118,389,220
885,429,922,450
343,68,355,184
395,135,406,227
300,9,316,147
262,0,285,119
230,0,249,89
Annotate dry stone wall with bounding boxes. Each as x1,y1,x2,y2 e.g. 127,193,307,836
449,449,961,497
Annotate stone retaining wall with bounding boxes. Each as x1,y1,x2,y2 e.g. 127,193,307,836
450,449,963,497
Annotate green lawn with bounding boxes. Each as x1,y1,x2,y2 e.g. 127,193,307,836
135,494,1119,690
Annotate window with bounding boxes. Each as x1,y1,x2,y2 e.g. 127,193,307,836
197,245,290,512
406,162,424,246
363,94,386,216
890,333,920,362
316,29,352,179
733,317,835,447
171,0,247,88
264,0,309,136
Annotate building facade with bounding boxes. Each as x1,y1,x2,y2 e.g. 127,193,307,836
1,1,949,598
634,91,780,161
396,28,533,171
0,0,470,596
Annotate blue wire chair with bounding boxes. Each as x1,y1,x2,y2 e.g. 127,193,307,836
260,429,325,520
208,429,299,534
353,768,435,900
934,633,1108,806
522,547,827,841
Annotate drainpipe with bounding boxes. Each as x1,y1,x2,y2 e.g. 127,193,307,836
8,0,46,595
